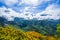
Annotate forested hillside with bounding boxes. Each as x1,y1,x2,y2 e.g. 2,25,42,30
0,25,60,40
0,17,60,40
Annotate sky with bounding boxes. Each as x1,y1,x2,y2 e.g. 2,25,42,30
0,0,60,21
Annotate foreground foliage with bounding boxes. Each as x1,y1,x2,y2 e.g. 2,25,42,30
0,26,29,40
0,25,60,40
56,24,60,37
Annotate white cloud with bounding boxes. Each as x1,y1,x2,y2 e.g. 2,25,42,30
0,6,33,21
0,4,60,21
22,0,39,6
37,4,60,20
1,0,52,7
3,0,18,7
0,6,19,21
21,0,52,6
0,7,7,16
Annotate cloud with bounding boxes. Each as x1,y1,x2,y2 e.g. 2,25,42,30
36,4,60,20
0,6,19,21
21,0,53,6
12,0,56,13
22,4,60,20
3,0,18,7
0,6,33,21
0,4,60,21
22,0,39,6
0,0,60,21
1,0,53,7
0,0,56,14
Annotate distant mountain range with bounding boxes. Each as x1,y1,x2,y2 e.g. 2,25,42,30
0,17,60,27
0,17,60,35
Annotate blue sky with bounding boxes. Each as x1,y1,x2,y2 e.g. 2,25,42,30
0,0,60,21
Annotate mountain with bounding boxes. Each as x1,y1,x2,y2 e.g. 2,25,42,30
0,17,60,35
0,17,60,27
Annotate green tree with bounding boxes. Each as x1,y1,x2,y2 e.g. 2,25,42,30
56,24,60,37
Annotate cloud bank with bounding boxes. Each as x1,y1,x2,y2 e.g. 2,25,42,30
0,0,60,21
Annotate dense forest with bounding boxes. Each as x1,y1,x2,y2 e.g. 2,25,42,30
0,17,60,40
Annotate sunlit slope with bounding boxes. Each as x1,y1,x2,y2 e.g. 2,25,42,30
0,25,60,40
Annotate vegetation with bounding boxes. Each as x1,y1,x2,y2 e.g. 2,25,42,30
0,25,60,40
0,17,59,35
0,25,30,40
0,17,60,40
56,24,60,37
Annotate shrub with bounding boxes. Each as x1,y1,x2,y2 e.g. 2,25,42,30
26,31,47,40
0,26,29,40
56,24,60,37
0,25,60,40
